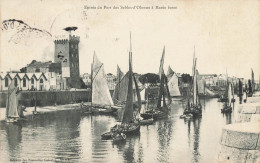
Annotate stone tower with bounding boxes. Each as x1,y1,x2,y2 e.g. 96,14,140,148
54,34,80,88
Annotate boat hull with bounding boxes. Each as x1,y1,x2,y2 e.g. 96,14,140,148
139,118,154,125
221,106,232,113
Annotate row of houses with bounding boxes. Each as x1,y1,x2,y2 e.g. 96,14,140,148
0,72,66,91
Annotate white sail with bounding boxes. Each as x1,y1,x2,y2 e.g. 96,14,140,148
140,87,146,101
228,83,232,107
6,81,19,118
92,53,114,106
168,73,181,96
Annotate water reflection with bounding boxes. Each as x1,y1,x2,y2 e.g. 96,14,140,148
0,97,241,162
5,124,22,160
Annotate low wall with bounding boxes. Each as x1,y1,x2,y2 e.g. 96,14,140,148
235,103,260,123
0,90,92,107
215,122,260,163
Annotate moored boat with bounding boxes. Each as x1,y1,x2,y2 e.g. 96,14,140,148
102,33,140,137
141,47,171,120
5,81,23,123
182,47,202,118
221,82,233,113
82,52,118,115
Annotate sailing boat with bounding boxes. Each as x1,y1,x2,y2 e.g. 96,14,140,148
140,47,171,120
6,81,20,123
167,66,181,98
238,79,243,104
221,82,233,113
112,65,124,105
182,48,202,118
102,34,140,139
248,69,254,97
82,52,117,115
218,70,229,102
112,66,140,108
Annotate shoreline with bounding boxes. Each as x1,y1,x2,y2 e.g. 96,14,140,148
0,102,91,122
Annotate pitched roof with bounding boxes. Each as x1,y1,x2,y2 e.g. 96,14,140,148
26,73,35,79
27,60,52,68
0,72,7,79
17,73,26,79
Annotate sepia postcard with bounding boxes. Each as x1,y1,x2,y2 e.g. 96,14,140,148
0,0,259,162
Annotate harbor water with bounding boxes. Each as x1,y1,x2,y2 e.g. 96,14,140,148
0,97,239,163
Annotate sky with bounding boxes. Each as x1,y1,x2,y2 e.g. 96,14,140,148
1,0,259,80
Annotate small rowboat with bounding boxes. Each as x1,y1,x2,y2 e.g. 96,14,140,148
101,132,113,140
112,133,126,143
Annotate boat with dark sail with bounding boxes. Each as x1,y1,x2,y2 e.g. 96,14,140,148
140,47,172,120
182,48,202,118
248,69,254,97
112,65,140,109
102,34,140,139
238,79,243,104
221,82,233,113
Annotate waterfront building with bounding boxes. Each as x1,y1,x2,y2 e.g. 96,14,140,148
106,73,117,90
82,73,91,87
0,72,49,91
199,74,217,86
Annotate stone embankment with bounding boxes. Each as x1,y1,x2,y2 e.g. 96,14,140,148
215,95,260,163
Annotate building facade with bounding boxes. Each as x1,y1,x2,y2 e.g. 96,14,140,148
0,72,49,91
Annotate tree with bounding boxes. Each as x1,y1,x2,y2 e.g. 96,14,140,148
139,73,160,85
181,73,192,83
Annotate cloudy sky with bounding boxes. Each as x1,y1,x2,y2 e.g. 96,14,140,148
1,0,259,79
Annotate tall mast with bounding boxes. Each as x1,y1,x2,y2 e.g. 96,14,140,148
193,58,197,105
122,33,134,123
91,51,95,107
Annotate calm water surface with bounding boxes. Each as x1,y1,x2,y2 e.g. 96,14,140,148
0,98,239,163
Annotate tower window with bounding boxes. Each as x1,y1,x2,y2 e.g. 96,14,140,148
5,78,8,87
23,78,26,87
14,78,18,86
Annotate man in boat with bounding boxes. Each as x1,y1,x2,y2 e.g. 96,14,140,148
17,104,27,118
16,89,27,119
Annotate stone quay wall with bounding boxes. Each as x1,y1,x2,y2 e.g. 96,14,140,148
215,96,260,163
215,123,259,163
0,90,92,107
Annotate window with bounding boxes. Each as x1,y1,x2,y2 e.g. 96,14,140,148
76,44,78,49
5,78,8,87
72,63,74,68
71,44,73,48
31,78,34,84
23,78,26,87
40,78,44,84
36,68,40,72
14,78,18,87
